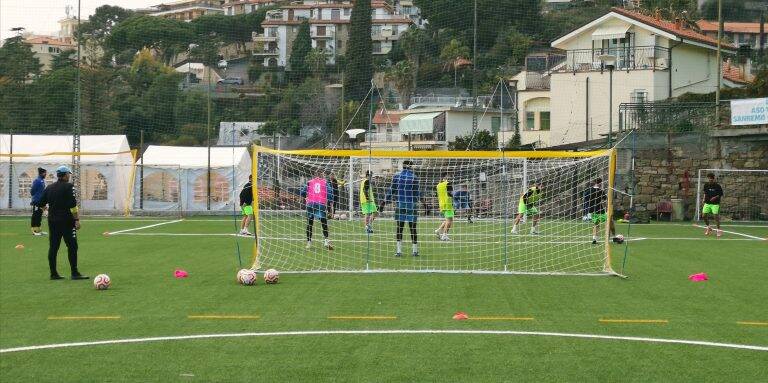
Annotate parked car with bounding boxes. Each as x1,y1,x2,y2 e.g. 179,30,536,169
217,77,244,85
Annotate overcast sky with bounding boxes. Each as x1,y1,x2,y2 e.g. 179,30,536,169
0,0,157,43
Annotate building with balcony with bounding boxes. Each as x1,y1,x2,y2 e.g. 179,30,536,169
363,104,513,150
547,7,740,146
149,0,224,21
252,0,418,68
222,0,279,15
697,21,766,52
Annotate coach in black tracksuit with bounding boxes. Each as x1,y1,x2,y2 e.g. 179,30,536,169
37,166,88,280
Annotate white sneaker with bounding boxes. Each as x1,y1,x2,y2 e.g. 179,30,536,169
440,234,450,241
33,232,43,236
511,228,518,234
305,241,312,249
324,239,334,250
243,230,253,236
530,228,539,235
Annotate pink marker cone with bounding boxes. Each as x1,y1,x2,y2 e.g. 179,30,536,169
174,269,189,278
688,272,708,282
453,311,468,320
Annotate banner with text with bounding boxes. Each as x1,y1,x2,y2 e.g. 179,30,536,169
730,97,768,126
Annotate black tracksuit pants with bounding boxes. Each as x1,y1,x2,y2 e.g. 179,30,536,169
47,220,79,276
31,206,43,229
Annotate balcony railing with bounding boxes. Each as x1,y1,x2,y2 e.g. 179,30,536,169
619,102,716,133
253,48,279,56
525,72,551,90
555,46,670,73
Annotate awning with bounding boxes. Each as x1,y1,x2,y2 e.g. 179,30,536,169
399,112,443,134
591,24,630,40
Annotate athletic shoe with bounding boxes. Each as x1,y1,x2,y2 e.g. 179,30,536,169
592,239,598,245
50,274,64,280
365,225,373,234
305,241,312,249
395,252,402,257
412,251,419,257
530,229,540,235
704,227,711,236
434,229,441,239
716,229,722,238
511,228,519,234
468,217,474,224
440,234,450,241
324,239,334,251
33,232,43,236
71,273,89,280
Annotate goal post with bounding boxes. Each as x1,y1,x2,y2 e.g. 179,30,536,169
695,169,768,222
251,146,619,275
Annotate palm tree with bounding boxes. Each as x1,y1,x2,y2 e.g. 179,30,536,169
385,60,415,108
305,48,327,78
397,27,430,90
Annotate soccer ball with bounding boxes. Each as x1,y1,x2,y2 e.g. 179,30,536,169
263,268,279,284
93,274,111,290
613,234,625,244
237,269,258,286
339,213,347,220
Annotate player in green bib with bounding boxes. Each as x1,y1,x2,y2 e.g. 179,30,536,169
360,170,378,233
511,181,542,235
434,173,455,241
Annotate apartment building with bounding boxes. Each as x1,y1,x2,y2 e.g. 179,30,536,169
222,0,280,15
149,0,224,21
697,21,767,52
253,0,417,68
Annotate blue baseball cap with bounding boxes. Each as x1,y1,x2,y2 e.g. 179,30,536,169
56,165,72,175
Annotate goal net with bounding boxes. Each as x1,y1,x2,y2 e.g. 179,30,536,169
695,169,768,223
252,147,618,275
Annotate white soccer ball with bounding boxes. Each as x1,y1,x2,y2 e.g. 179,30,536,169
333,213,340,219
237,269,258,286
339,213,347,220
93,274,111,290
263,268,279,284
616,234,624,241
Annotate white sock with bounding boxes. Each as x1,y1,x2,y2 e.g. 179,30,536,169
512,225,518,232
412,243,418,253
592,236,597,241
324,238,329,246
396,241,402,254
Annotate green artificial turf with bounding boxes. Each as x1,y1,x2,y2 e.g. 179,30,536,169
1,217,766,381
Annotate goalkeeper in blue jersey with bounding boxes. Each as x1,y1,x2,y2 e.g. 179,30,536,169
511,181,542,235
380,160,421,257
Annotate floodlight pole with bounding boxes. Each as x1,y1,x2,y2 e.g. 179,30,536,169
73,0,82,199
608,64,614,147
470,0,478,149
715,0,722,124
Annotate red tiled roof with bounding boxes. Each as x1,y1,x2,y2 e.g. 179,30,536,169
611,7,734,49
372,107,404,125
722,60,749,84
24,35,75,47
697,21,763,34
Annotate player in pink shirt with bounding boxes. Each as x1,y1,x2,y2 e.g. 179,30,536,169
303,169,334,250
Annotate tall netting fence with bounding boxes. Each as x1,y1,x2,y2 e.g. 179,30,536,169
1,0,765,218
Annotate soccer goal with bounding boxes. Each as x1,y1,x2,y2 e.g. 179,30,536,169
251,147,619,275
695,169,768,222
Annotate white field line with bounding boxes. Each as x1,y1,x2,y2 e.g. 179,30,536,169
108,219,184,235
1,330,766,354
116,233,239,237
692,224,766,241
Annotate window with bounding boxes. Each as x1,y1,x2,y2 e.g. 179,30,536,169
372,25,382,36
344,8,350,16
491,117,501,133
316,26,326,36
372,41,382,53
631,89,648,103
331,9,340,20
526,112,535,130
88,172,108,200
316,39,326,50
540,112,550,131
17,172,32,198
143,172,179,202
336,39,343,50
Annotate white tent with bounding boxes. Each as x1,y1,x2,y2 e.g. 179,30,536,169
0,135,134,213
135,145,250,212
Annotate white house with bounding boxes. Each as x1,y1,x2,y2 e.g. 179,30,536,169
547,7,740,146
364,104,513,150
253,0,417,68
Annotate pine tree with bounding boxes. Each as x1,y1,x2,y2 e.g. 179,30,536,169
343,0,372,102
289,21,312,83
